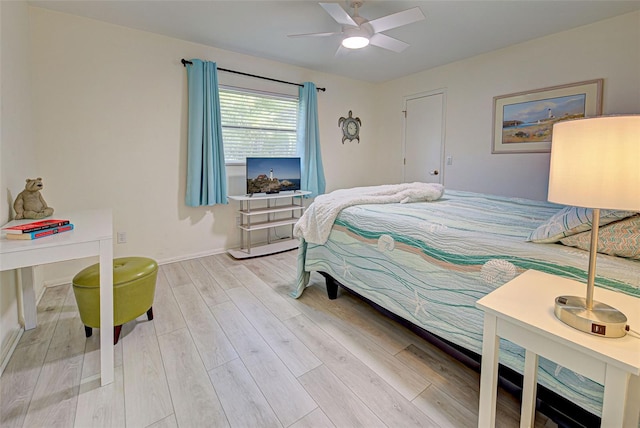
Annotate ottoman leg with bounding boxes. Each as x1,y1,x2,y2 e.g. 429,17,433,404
114,325,123,345
147,307,154,321
85,326,93,338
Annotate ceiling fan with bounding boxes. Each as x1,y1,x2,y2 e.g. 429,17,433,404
288,1,426,53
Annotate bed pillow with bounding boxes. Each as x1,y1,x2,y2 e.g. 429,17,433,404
559,215,640,260
527,206,636,243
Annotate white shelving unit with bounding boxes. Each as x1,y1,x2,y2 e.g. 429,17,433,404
227,191,310,259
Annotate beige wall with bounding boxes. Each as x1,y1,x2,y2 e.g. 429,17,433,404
374,11,640,200
28,7,379,284
0,0,38,365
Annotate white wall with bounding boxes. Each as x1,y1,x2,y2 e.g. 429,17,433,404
28,7,379,283
375,11,640,200
0,0,38,364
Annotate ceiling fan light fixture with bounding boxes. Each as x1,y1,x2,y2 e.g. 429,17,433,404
342,36,369,49
342,24,371,49
292,2,426,53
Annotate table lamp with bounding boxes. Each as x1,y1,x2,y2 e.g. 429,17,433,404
548,115,640,338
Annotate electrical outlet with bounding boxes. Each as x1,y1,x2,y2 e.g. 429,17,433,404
117,231,127,244
446,156,453,165
236,216,241,226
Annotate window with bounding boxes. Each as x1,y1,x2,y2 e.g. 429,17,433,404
219,87,298,164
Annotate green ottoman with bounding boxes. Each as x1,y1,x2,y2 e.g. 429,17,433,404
72,257,158,345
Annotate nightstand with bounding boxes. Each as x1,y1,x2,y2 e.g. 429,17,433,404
476,269,639,427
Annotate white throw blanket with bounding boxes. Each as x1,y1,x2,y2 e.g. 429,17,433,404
293,182,444,245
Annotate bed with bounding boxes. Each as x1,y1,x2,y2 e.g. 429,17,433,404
292,187,640,426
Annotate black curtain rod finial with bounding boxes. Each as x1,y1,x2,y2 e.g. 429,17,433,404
181,59,193,66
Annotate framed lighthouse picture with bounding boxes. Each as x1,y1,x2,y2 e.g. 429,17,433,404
492,79,602,154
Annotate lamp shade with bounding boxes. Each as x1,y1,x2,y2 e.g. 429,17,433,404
548,115,640,211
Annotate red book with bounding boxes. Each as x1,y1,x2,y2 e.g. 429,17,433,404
5,224,74,240
3,219,70,234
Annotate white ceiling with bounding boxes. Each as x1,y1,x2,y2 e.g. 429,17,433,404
29,0,640,83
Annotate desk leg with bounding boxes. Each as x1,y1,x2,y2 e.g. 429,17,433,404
99,237,114,386
601,365,630,427
478,314,499,427
19,267,37,330
624,374,640,427
520,349,538,428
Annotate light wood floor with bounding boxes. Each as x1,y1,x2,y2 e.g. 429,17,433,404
1,251,558,428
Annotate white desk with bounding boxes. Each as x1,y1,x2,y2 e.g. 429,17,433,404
0,209,114,386
476,269,640,428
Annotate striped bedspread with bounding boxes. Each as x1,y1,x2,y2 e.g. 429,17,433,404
293,190,640,417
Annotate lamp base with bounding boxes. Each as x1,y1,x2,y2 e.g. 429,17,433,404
554,296,628,338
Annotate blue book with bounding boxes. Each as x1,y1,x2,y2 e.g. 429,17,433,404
5,224,74,240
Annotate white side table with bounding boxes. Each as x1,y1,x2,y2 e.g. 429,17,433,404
476,269,640,427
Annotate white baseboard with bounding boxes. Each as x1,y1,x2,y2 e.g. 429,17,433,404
0,277,49,375
154,247,227,265
42,247,229,288
0,327,23,377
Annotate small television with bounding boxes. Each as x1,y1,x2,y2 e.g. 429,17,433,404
246,157,301,195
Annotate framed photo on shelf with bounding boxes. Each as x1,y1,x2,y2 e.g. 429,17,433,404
492,79,603,154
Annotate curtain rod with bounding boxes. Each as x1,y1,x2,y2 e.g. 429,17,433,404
181,59,326,92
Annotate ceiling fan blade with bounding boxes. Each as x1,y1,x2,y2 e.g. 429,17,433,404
320,2,357,27
288,31,341,38
368,7,425,33
369,33,409,53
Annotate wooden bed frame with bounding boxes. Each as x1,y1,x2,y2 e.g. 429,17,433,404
320,272,600,428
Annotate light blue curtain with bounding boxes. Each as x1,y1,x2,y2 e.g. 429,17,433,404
185,59,227,206
297,82,326,198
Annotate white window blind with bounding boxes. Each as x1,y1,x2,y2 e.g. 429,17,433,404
219,87,298,163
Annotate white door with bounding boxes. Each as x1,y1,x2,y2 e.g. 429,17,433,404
403,91,445,184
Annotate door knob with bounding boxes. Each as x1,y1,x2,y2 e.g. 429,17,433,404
430,170,439,175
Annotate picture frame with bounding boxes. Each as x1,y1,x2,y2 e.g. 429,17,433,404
492,79,603,154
